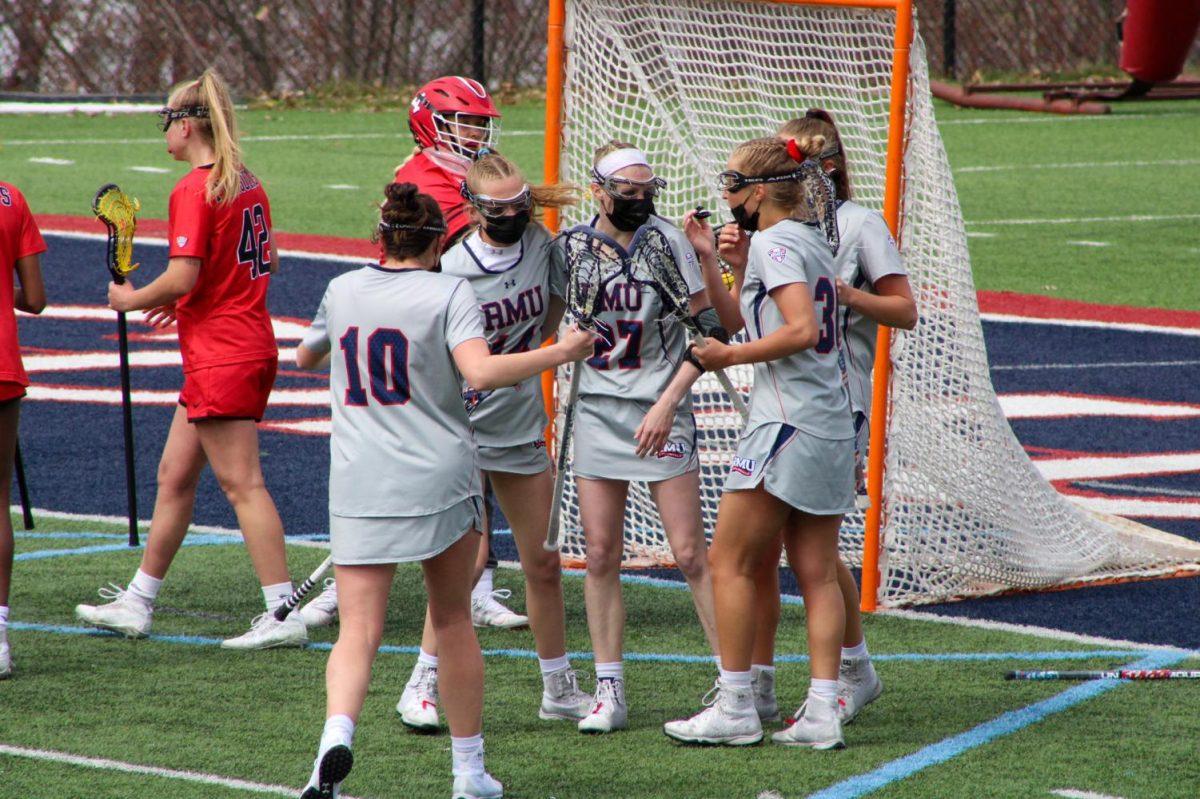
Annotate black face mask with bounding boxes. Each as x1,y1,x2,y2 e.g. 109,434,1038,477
730,197,761,233
483,210,530,246
607,196,655,232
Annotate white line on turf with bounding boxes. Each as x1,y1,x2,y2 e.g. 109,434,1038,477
0,743,367,799
1075,480,1200,499
967,213,1200,227
965,231,997,238
128,165,170,173
938,111,1197,126
981,313,1200,339
1066,240,1110,247
27,156,74,166
1050,790,1128,799
957,158,1200,173
992,359,1200,371
41,228,367,264
3,130,541,147
324,184,360,190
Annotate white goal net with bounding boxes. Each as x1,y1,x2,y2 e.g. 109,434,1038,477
548,0,1200,605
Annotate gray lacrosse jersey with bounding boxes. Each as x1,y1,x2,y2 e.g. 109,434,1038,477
302,265,485,517
739,219,853,440
441,225,565,446
834,201,907,416
578,214,704,405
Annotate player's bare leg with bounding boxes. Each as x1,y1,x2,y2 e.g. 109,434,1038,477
470,487,526,629
0,398,20,678
750,540,783,721
576,476,630,733
649,470,719,657
491,466,591,721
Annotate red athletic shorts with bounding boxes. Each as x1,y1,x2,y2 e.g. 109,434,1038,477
0,380,27,403
179,357,277,422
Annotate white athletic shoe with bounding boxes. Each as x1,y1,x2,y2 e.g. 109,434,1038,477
298,579,339,628
397,664,441,732
837,657,883,724
470,589,528,629
299,743,354,799
772,697,845,749
663,682,763,746
577,677,627,734
75,584,152,638
0,640,11,680
539,666,592,721
753,669,780,722
452,770,504,799
220,612,307,650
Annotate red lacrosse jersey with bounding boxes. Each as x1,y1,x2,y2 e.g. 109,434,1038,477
392,152,471,245
168,166,278,373
0,182,46,386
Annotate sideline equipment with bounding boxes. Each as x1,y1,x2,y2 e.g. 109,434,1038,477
1007,669,1200,681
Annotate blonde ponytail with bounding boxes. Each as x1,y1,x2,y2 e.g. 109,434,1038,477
168,69,243,206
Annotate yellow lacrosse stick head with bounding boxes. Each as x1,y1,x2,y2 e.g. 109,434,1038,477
92,183,141,282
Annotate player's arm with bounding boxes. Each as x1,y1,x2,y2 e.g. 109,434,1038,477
683,209,743,333
693,282,817,371
14,254,46,314
540,295,567,344
634,358,701,458
296,291,332,370
108,257,200,312
837,273,917,330
454,324,595,391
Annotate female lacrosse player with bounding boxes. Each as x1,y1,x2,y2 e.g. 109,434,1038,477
299,76,525,640
664,134,856,749
0,181,47,679
737,110,919,729
293,182,594,799
570,142,724,734
74,69,306,650
393,152,592,732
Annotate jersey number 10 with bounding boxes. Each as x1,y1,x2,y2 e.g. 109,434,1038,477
339,326,411,406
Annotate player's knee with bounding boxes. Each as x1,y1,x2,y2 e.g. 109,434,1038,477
428,599,472,632
585,542,622,577
156,461,199,498
790,554,837,589
672,542,707,579
523,551,561,588
215,472,265,506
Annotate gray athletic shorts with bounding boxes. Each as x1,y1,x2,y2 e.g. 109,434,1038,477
724,423,856,515
478,439,551,475
329,495,483,565
573,395,698,482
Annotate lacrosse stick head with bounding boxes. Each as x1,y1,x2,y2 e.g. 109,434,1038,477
93,183,141,283
798,161,841,255
556,225,627,345
625,226,691,321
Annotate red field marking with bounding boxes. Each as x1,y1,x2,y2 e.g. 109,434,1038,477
978,290,1200,330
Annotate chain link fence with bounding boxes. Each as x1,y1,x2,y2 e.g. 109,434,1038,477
1,1,1196,97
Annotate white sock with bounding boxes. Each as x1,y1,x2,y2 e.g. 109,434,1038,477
262,581,293,613
128,569,162,607
409,649,438,686
0,605,8,642
808,678,839,707
751,664,775,680
450,734,485,777
595,661,623,682
472,568,495,601
320,714,356,750
842,639,869,660
539,654,570,676
720,669,753,689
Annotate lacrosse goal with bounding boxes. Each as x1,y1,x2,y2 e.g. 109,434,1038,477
542,0,1200,607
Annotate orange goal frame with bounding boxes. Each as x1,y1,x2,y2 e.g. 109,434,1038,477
541,0,913,612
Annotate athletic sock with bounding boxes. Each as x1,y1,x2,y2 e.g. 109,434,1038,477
720,669,753,690
261,581,293,614
595,661,623,682
450,734,486,776
750,664,775,680
0,605,8,643
539,654,571,677
842,639,869,660
808,678,839,708
127,569,162,607
472,568,495,602
320,714,356,750
410,649,439,685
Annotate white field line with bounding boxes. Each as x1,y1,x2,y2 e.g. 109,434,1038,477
980,313,1200,339
1034,452,1200,482
40,227,366,264
939,111,1198,126
3,129,541,146
0,102,163,114
998,393,1200,420
0,743,367,799
28,156,74,165
1075,480,1200,499
957,158,1200,173
882,608,1197,655
19,303,310,340
129,165,170,173
1067,495,1200,520
966,213,1200,227
992,359,1200,371
1066,240,1110,247
1051,790,1128,799
26,384,322,406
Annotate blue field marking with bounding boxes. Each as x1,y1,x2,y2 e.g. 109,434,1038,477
14,534,236,562
14,532,128,540
6,620,1159,668
566,568,806,606
805,650,1187,799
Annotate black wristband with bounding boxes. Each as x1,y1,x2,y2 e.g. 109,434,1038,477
683,344,706,373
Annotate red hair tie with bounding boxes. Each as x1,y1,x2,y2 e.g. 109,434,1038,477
786,138,805,164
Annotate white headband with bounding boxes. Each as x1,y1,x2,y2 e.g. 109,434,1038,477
594,148,651,180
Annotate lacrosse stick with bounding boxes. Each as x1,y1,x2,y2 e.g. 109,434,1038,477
14,440,32,530
273,555,334,621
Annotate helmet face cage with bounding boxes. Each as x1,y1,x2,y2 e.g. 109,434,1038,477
431,111,500,160
461,183,532,219
592,172,667,200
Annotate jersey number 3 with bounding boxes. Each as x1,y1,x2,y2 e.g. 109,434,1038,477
237,204,272,279
340,326,410,406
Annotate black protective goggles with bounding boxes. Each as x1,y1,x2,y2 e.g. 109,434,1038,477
459,183,533,219
715,169,804,194
378,220,447,235
157,105,210,132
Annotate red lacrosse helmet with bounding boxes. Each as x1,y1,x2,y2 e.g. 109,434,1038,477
408,76,501,160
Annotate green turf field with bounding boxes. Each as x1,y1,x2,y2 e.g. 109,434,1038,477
2,513,1197,798
2,98,1198,309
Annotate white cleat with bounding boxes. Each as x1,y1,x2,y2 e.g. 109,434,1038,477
452,770,504,799
298,579,340,628
577,677,628,734
837,657,883,724
539,666,592,721
663,682,763,746
0,640,11,680
470,589,528,630
772,698,846,749
299,743,353,799
75,584,152,638
220,612,307,650
753,670,780,722
397,663,441,732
